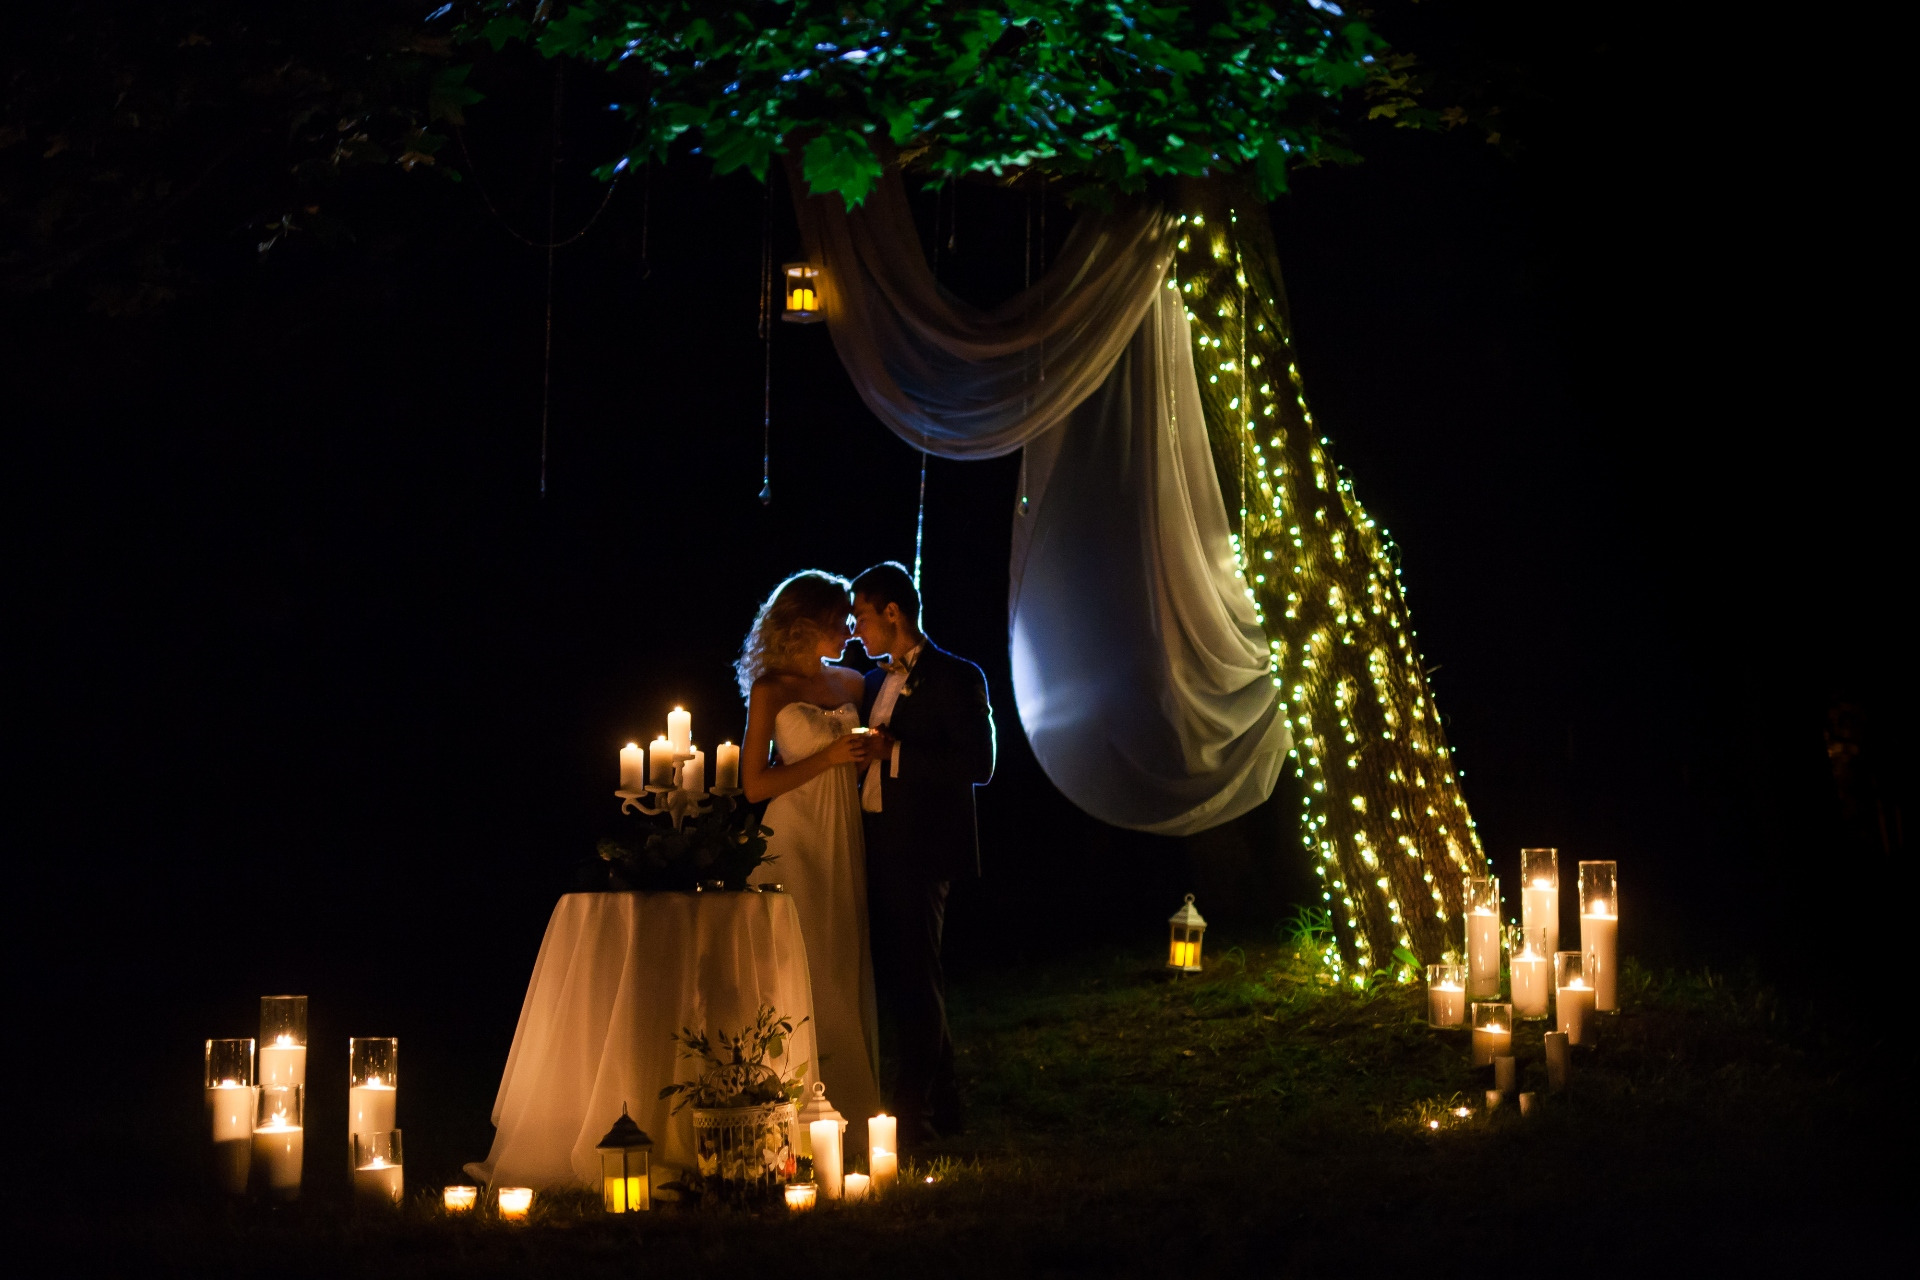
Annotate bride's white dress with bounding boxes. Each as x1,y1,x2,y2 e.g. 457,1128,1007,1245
760,702,881,1148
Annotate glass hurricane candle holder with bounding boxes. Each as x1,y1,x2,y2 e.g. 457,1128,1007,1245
205,1038,256,1195
1167,893,1207,973
1555,950,1596,1044
443,1185,478,1213
1519,848,1560,957
259,996,308,1089
497,1187,533,1221
1464,874,1502,998
784,1183,817,1211
1426,963,1466,1028
253,1085,304,1200
1471,1002,1513,1066
1578,860,1619,1012
1508,925,1550,1020
352,1130,404,1205
349,1037,398,1159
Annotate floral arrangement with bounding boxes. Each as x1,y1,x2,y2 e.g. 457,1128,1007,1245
659,1005,808,1208
592,793,775,892
658,1005,809,1113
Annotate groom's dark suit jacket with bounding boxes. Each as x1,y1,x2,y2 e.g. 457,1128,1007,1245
861,643,996,881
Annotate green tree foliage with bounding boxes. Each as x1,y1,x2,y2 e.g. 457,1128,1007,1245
466,0,1389,204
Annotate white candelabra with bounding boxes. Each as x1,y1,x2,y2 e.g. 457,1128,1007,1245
616,710,741,829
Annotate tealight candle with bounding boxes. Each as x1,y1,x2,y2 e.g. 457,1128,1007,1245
619,741,646,791
444,1185,478,1212
715,741,740,790
785,1183,817,1211
1426,963,1466,1028
667,706,692,755
498,1187,533,1220
648,736,674,786
842,1172,870,1202
1555,952,1595,1045
809,1119,843,1199
1471,1002,1512,1066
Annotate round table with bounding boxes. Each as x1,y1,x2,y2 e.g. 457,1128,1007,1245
466,890,817,1192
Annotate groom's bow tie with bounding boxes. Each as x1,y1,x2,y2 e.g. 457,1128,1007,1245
877,657,912,677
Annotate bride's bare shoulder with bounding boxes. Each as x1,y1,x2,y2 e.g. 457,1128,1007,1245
827,664,866,704
750,674,803,717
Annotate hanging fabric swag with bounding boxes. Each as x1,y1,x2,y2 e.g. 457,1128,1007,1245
790,167,1290,835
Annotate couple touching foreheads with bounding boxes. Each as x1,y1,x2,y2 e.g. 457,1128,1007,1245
735,561,994,1151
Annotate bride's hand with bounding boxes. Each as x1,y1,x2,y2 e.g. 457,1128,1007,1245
822,734,866,767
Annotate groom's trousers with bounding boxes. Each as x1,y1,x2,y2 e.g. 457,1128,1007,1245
867,861,961,1133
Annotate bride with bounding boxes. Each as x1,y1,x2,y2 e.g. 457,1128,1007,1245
736,571,883,1150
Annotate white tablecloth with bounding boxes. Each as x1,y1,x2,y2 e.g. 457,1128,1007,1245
465,890,818,1191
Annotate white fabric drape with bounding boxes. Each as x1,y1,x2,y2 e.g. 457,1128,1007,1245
794,171,1291,834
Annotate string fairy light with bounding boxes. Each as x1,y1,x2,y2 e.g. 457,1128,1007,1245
1173,187,1489,972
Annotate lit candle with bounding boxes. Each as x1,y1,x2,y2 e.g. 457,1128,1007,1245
870,1149,897,1193
785,1183,817,1211
1509,928,1550,1020
252,1110,304,1199
842,1172,871,1202
1464,875,1501,998
792,286,817,311
1426,965,1466,1028
350,1078,396,1148
353,1156,404,1205
667,707,692,755
1581,901,1618,1012
868,1114,897,1164
498,1187,533,1220
1544,1031,1570,1090
1556,978,1595,1045
1519,848,1560,957
809,1119,843,1199
619,742,646,791
680,747,705,796
1471,1020,1511,1066
259,1035,306,1089
443,1185,477,1212
648,736,675,786
715,741,740,790
207,1080,255,1195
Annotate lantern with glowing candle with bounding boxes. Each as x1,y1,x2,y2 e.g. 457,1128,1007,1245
782,262,824,323
258,995,307,1090
205,1037,256,1195
351,1130,404,1206
595,1104,654,1213
1578,860,1619,1012
1167,893,1207,973
348,1037,398,1164
794,1081,845,1174
1519,848,1559,958
1464,874,1502,998
1425,963,1465,1028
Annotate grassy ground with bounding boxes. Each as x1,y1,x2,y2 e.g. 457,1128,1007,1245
14,935,1890,1276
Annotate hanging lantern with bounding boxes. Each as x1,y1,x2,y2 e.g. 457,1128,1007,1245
1167,893,1207,973
595,1104,653,1213
782,262,825,323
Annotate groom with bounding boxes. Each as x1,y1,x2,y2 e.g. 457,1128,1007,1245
848,561,995,1144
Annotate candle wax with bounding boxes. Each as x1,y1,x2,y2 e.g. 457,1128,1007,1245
252,1122,304,1196
619,742,646,791
868,1115,897,1162
1467,911,1501,998
350,1082,397,1146
353,1160,404,1204
1581,910,1619,1011
870,1149,897,1192
667,707,692,755
648,737,675,786
259,1041,306,1089
1557,983,1596,1045
809,1119,843,1199
842,1172,871,1202
1471,1025,1511,1066
715,742,740,790
1511,954,1550,1019
1427,984,1465,1028
207,1083,255,1143
1521,884,1560,958
680,747,705,796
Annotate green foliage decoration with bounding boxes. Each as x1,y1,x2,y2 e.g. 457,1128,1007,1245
459,0,1390,204
596,793,777,892
659,1004,810,1112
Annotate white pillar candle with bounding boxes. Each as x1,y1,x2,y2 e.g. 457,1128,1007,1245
868,1114,897,1161
1493,1056,1516,1093
207,1083,255,1143
870,1149,897,1193
252,1120,304,1196
842,1172,871,1202
259,1039,306,1089
350,1081,397,1145
1544,1031,1570,1090
497,1187,533,1220
1556,981,1596,1045
809,1119,843,1199
1471,1022,1511,1066
1581,906,1619,1011
1467,910,1501,998
648,736,675,786
1522,882,1559,958
1427,983,1465,1028
679,747,705,796
715,741,740,790
1510,952,1549,1019
353,1159,404,1204
619,742,646,791
667,707,692,755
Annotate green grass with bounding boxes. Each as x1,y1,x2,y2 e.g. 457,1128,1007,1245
11,938,1888,1276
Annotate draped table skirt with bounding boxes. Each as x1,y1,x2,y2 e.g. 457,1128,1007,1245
465,890,818,1193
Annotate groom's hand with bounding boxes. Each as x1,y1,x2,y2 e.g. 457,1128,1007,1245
850,729,895,765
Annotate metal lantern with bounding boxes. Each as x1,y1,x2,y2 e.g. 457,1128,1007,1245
782,262,824,323
595,1104,653,1213
1167,893,1207,973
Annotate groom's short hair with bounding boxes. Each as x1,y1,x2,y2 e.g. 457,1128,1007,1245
852,561,920,627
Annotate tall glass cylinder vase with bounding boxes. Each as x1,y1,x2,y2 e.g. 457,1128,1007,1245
1519,848,1560,958
1508,925,1550,1020
258,996,307,1089
205,1038,256,1195
1555,950,1596,1045
352,1130,404,1206
349,1038,398,1168
1579,861,1619,1011
1464,874,1502,998
1426,963,1466,1028
253,1085,304,1200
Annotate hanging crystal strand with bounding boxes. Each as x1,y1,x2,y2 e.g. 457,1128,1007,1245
758,179,773,506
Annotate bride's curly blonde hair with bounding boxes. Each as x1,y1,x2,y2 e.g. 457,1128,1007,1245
735,570,852,700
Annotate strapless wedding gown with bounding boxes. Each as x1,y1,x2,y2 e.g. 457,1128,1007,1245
761,702,881,1146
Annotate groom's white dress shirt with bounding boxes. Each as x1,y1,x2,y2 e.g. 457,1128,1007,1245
861,641,921,813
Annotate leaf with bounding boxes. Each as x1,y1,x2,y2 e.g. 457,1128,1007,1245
801,130,883,206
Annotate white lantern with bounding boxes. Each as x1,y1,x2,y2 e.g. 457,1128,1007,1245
1167,893,1207,973
782,262,825,323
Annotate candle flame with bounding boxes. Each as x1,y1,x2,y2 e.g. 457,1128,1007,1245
1590,901,1613,918
364,1157,389,1169
1453,1106,1471,1118
1569,979,1588,989
1484,1024,1507,1034
1428,1120,1440,1129
274,1033,297,1047
626,741,638,750
219,1078,241,1088
1531,878,1552,889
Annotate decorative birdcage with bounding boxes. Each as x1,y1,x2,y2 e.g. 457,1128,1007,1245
689,1101,796,1209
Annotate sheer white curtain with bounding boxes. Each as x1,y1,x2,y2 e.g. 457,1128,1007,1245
792,171,1290,834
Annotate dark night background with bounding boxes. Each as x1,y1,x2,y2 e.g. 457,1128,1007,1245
4,3,1904,1195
